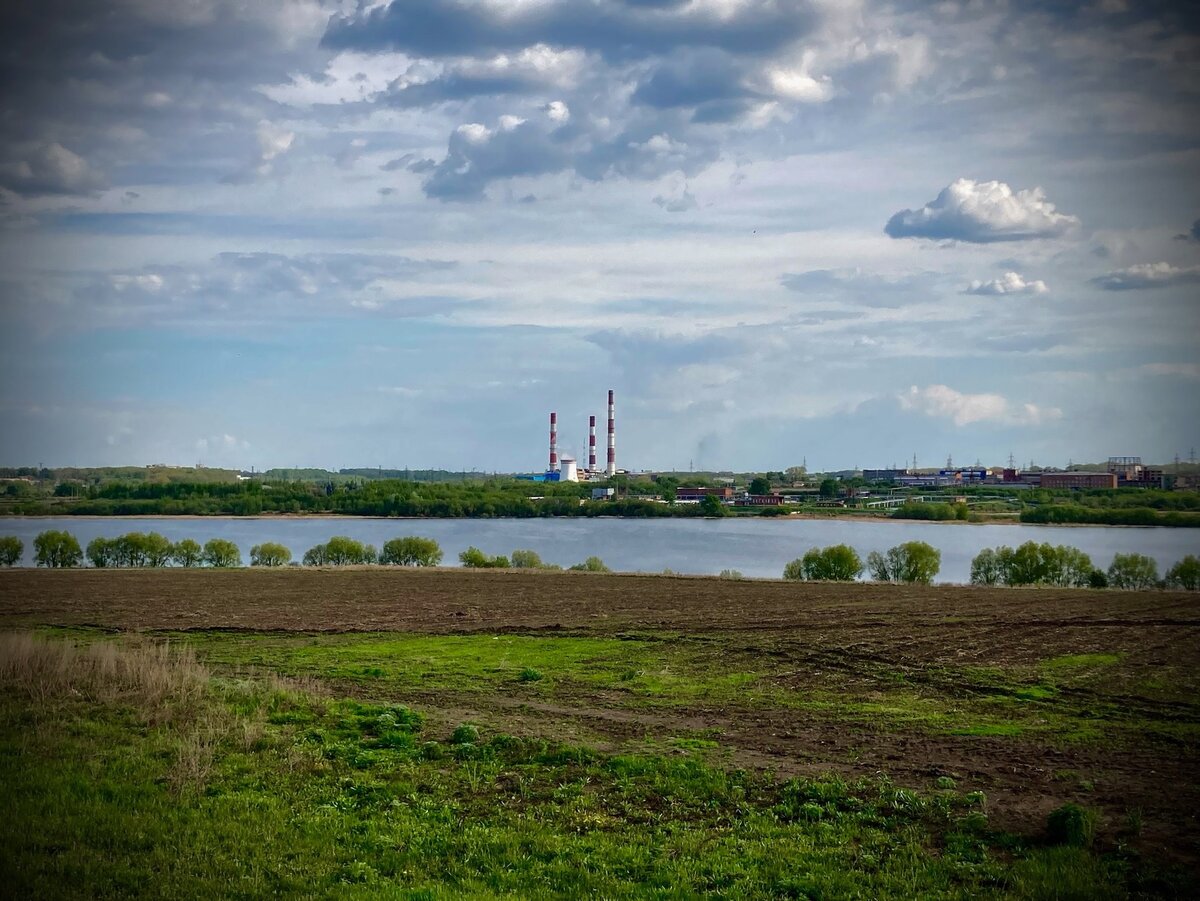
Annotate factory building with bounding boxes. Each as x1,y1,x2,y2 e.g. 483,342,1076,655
676,487,734,501
539,389,618,482
1040,472,1118,490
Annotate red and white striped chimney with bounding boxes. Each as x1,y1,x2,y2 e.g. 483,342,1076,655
588,415,597,471
606,390,616,477
549,412,559,472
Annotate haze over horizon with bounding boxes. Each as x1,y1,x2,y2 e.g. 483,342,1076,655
1,0,1198,473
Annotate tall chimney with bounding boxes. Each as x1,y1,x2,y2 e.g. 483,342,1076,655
588,415,597,471
606,390,616,477
549,412,559,472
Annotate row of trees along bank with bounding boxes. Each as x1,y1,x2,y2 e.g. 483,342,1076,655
5,531,1199,590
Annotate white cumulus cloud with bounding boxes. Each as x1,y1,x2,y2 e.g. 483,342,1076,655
899,384,1062,426
885,178,1080,243
965,271,1048,295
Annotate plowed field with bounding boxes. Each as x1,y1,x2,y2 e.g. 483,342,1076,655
3,568,1199,873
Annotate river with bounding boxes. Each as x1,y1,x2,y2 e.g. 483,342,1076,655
2,516,1198,583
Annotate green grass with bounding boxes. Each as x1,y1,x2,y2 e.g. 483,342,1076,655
0,636,1152,900
1044,654,1124,670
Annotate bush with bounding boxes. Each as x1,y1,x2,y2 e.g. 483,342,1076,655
303,536,373,566
458,546,509,568
33,530,83,568
718,569,744,580
569,556,611,573
379,536,443,567
1046,803,1097,848
450,723,480,745
785,545,863,581
509,548,545,569
0,536,22,567
171,538,203,568
202,538,242,568
518,668,544,682
699,494,727,517
1107,553,1159,590
867,541,941,584
250,542,292,567
1166,555,1200,590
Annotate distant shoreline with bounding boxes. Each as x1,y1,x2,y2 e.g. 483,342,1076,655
0,511,1184,529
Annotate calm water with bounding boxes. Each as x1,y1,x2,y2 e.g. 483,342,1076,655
3,516,1198,583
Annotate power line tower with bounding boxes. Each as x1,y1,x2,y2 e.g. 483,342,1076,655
1007,451,1016,469
946,453,953,470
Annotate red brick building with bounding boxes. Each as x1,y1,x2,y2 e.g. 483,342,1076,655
1039,472,1118,490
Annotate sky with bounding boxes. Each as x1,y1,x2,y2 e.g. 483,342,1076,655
1,0,1198,474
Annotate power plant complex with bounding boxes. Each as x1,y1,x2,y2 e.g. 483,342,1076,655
540,390,618,482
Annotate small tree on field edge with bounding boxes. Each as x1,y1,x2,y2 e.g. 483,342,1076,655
380,536,443,567
1107,553,1159,590
250,542,292,567
34,530,82,568
202,538,242,568
1166,555,1200,591
0,536,22,567
867,541,941,584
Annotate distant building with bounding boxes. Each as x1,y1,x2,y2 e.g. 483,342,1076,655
591,487,615,500
1040,472,1118,490
741,494,785,506
863,468,910,483
676,487,734,501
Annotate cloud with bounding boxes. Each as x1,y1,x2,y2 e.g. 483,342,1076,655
964,271,1048,295
1091,262,1200,290
885,178,1080,243
1140,363,1200,380
322,0,818,60
0,142,106,196
899,384,1062,427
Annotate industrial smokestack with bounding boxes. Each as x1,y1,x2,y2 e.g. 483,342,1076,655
588,415,597,471
549,412,559,472
606,390,616,477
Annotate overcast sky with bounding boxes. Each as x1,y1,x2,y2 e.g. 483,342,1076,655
1,0,1198,473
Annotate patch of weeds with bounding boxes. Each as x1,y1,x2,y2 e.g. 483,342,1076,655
1043,653,1123,670
935,776,957,790
950,723,1024,737
669,737,719,752
1046,803,1098,848
517,668,544,683
451,723,480,745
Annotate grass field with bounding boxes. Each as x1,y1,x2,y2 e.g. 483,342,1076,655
2,569,1198,898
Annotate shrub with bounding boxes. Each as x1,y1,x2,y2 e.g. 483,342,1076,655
867,541,941,584
1166,555,1200,590
518,668,544,682
718,569,744,580
458,546,509,568
569,556,611,573
0,536,23,567
1107,553,1159,590
785,545,863,581
1087,569,1108,590
171,538,203,568
379,536,443,567
509,548,545,569
1046,803,1097,848
33,530,83,568
202,538,242,568
699,494,727,517
250,542,292,567
450,723,480,745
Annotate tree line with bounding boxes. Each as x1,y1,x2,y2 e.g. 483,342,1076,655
779,540,1199,590
5,530,1198,590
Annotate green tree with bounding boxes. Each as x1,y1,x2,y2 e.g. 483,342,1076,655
1107,553,1159,590
748,476,771,496
202,538,241,568
379,536,443,567
699,494,727,517
33,530,83,568
0,536,23,566
250,542,292,567
114,532,149,567
86,536,118,568
819,479,839,499
786,545,863,581
1166,555,1200,591
304,536,372,566
969,547,1006,586
171,538,203,568
143,532,174,567
569,555,611,573
867,541,941,584
510,548,545,569
785,465,807,483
